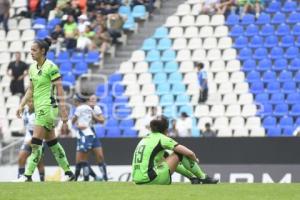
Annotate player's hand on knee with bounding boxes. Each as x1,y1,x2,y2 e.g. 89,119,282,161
16,106,24,118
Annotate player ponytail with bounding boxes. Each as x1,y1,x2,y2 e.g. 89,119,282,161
34,37,52,55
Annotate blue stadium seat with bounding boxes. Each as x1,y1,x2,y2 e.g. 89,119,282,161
266,82,280,93
123,15,137,31
249,36,263,48
253,48,268,60
118,5,131,17
289,58,300,71
294,71,300,83
160,94,174,106
273,59,287,71
292,24,300,36
280,35,294,48
100,95,113,104
161,50,176,62
270,47,284,59
250,81,264,94
149,61,163,73
282,82,296,94
153,72,167,84
287,12,300,24
96,84,107,97
230,25,243,37
255,93,269,104
132,5,147,20
247,71,261,82
119,119,134,129
74,62,88,76
282,127,294,136
281,1,297,13
271,12,286,24
179,105,193,116
105,118,118,128
46,51,55,60
168,72,182,84
286,93,300,105
114,84,125,97
153,27,168,39
258,103,272,116
279,116,293,129
234,36,248,48
157,84,170,95
33,18,47,29
106,127,121,137
266,1,281,13
239,48,252,60
244,24,259,37
85,51,100,63
241,14,255,25
123,128,138,137
260,24,275,36
109,73,122,84
242,59,256,71
226,13,239,25
163,106,176,118
164,61,179,73
266,127,282,137
62,73,75,87
36,29,49,39
142,38,156,50
146,50,160,62
264,35,278,48
157,38,172,50
176,95,190,105
276,24,290,36
273,103,288,117
295,37,300,47
171,83,186,95
290,104,300,117
94,124,106,138
60,62,72,75
262,70,276,82
263,116,276,128
269,93,284,104
257,59,272,71
285,47,299,59
47,18,61,31
278,70,293,82
71,52,84,63
256,12,270,25
114,96,129,104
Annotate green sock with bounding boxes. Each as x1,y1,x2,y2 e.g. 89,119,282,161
175,163,195,179
50,142,71,172
181,156,206,179
25,144,43,176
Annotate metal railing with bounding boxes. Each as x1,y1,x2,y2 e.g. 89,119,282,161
0,139,23,165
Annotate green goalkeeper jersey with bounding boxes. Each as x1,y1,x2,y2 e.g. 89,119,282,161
29,59,61,109
132,132,178,183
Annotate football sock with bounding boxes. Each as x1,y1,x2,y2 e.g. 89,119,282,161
18,167,25,178
88,165,97,178
82,162,89,181
39,172,45,182
181,156,206,179
47,139,71,173
98,162,108,181
75,163,82,181
175,163,195,179
24,138,43,176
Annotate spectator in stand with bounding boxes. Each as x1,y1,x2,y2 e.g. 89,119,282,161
7,52,29,96
216,0,236,15
77,25,95,51
201,123,217,137
92,25,112,55
92,13,107,32
107,13,124,44
168,119,179,138
175,112,192,137
77,14,89,34
196,62,208,103
50,24,65,56
40,0,57,18
238,0,265,18
63,15,78,49
202,0,220,14
62,0,82,21
0,0,10,33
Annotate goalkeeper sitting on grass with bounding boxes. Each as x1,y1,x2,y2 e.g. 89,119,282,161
132,116,218,185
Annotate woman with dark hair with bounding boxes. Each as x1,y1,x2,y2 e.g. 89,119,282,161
132,116,218,185
16,38,74,182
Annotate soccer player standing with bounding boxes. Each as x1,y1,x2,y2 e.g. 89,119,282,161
132,116,218,185
16,38,74,182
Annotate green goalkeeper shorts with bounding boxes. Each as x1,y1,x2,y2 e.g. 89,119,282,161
35,106,59,131
148,162,171,185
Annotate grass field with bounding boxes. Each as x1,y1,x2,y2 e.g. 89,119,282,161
1,182,300,200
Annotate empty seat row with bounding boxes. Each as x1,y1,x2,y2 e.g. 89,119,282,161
165,15,225,27
194,104,256,117
169,25,229,38
238,47,299,60
257,103,300,117
247,70,300,82
255,93,300,105
242,58,300,71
